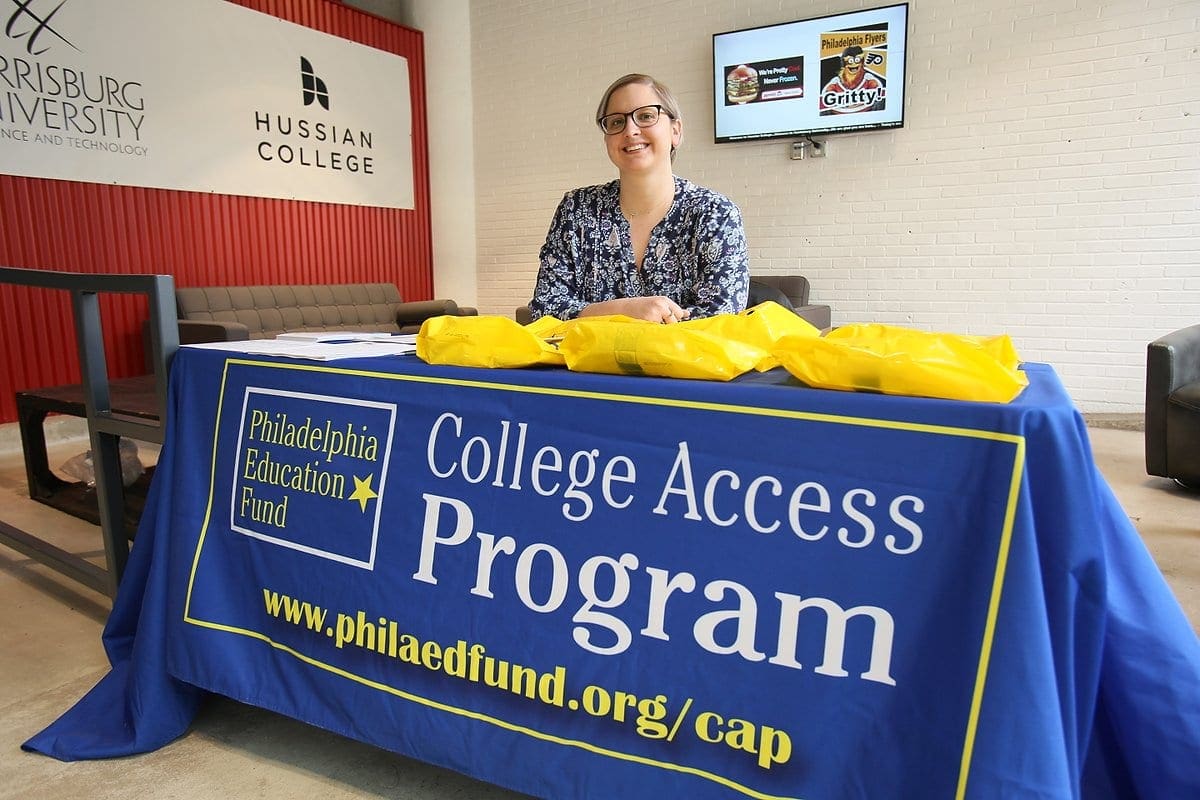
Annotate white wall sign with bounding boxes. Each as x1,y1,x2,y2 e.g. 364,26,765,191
0,0,414,209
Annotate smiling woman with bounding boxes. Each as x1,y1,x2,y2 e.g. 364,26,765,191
528,73,749,324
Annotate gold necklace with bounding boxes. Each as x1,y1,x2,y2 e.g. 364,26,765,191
621,188,673,218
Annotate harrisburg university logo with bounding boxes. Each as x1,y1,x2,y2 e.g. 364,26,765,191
4,0,79,56
300,56,329,110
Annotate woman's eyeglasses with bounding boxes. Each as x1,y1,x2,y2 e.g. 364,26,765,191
597,104,670,135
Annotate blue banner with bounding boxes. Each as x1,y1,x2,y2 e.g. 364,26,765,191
176,358,1023,799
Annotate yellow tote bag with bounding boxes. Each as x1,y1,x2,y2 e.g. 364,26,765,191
416,315,565,368
418,306,822,380
685,301,821,370
558,317,770,381
773,323,1028,403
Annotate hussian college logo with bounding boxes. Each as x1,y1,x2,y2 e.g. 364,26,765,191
253,54,376,173
300,56,329,109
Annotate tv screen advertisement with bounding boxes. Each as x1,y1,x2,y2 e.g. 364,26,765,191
713,3,909,143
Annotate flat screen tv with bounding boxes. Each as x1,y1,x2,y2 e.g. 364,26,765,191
713,3,908,143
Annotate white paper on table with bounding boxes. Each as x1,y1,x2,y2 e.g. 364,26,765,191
275,331,418,344
182,339,417,360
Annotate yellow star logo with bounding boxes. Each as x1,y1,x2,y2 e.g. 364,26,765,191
348,474,379,512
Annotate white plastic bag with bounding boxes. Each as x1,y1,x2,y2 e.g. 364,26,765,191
60,438,145,488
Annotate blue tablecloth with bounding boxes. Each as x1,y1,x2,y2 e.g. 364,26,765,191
24,350,1200,799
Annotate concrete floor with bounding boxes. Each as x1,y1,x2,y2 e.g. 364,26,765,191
0,425,1196,799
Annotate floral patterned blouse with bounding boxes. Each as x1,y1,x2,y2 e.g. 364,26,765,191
529,176,749,321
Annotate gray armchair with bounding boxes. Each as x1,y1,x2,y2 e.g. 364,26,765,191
746,275,831,330
1146,324,1200,489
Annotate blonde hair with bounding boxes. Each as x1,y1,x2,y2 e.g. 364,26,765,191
595,73,683,122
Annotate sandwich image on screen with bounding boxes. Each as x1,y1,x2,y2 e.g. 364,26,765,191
723,57,804,106
725,64,759,104
818,24,890,115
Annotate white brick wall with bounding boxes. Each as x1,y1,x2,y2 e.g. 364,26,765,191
465,0,1200,412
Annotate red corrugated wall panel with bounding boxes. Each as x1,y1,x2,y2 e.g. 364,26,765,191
0,0,432,424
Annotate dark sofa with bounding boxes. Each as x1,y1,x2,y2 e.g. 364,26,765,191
1146,324,1200,489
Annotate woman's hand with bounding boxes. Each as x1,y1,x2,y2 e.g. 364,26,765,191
579,296,690,324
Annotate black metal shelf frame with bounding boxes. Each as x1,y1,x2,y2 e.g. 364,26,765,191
0,266,178,598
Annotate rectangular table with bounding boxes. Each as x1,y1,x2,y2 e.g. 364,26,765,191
24,347,1200,799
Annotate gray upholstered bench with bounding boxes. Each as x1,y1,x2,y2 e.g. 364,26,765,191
173,282,476,341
